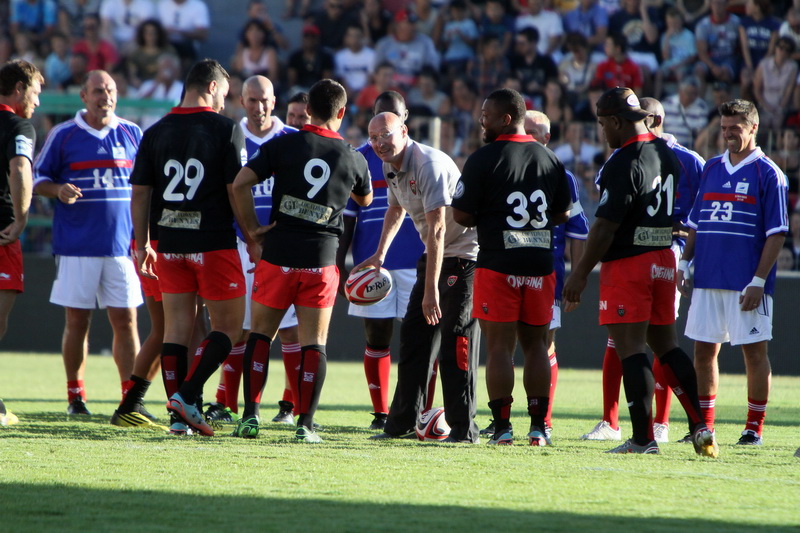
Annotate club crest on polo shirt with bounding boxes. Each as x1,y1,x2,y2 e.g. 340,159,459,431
447,275,457,286
410,179,417,195
617,305,625,317
482,302,488,314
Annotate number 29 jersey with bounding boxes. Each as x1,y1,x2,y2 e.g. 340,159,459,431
129,107,247,254
245,124,372,268
452,134,572,276
595,133,681,262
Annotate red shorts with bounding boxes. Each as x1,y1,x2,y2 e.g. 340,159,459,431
599,248,676,325
252,260,338,309
157,248,245,301
472,268,555,325
132,240,161,302
0,241,23,293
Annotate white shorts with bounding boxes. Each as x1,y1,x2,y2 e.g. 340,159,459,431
238,239,298,331
685,288,773,346
348,268,416,319
549,301,561,330
50,255,143,309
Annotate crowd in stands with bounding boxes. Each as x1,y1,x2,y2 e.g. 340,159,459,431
2,0,800,268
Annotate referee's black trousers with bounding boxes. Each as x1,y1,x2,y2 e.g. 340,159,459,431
384,255,480,442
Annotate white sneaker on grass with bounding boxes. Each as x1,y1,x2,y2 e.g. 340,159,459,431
580,420,622,440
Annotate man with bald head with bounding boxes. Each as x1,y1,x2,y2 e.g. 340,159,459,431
357,110,480,443
203,75,303,425
34,70,144,416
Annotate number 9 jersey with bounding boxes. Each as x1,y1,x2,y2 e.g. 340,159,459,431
452,134,572,276
595,132,681,262
130,107,246,254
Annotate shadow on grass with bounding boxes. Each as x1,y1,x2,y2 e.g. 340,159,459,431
1,482,796,533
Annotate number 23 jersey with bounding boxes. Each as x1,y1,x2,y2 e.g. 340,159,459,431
595,133,680,262
130,107,247,254
245,124,372,268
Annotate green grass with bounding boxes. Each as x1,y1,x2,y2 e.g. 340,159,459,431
1,352,798,532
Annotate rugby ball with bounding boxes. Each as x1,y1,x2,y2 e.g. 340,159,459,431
415,407,451,441
345,267,393,306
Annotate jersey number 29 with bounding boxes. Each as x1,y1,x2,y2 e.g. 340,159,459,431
163,158,205,201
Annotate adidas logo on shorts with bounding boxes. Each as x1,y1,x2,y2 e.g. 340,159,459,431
749,327,760,335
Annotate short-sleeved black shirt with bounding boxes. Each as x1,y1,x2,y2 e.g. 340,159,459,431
130,107,246,253
452,135,572,276
0,107,36,228
595,133,681,262
245,125,372,268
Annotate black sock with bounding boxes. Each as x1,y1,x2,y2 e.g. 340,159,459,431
621,353,654,446
161,343,188,399
659,347,704,432
527,396,549,432
179,331,232,404
242,333,272,419
488,396,513,434
297,344,327,430
120,375,151,412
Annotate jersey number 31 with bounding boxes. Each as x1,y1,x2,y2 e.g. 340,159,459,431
646,174,674,217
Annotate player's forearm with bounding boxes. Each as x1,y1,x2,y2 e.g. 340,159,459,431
569,238,586,268
32,180,61,199
753,232,786,279
130,185,152,248
8,157,32,224
231,168,261,241
680,227,697,262
424,227,445,295
336,216,356,271
572,218,617,278
375,205,405,260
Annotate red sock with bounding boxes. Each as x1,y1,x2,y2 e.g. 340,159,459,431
545,351,558,427
215,381,227,405
602,339,622,429
425,358,439,410
364,345,391,413
652,356,672,425
67,380,85,402
282,342,301,413
746,397,767,436
699,395,716,431
121,379,133,401
222,342,245,412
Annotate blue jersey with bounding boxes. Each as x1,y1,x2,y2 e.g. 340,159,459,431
553,170,589,300
665,133,705,227
344,144,424,269
33,112,142,257
687,148,789,294
237,116,297,241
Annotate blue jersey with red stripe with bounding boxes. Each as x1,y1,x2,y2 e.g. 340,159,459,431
553,170,589,300
687,148,788,294
33,112,142,257
237,116,297,241
344,144,424,269
665,133,705,226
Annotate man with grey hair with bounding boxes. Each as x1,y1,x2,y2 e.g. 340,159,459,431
662,77,709,149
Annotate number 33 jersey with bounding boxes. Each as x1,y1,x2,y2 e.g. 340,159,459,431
130,107,247,254
245,124,372,268
687,148,788,295
453,134,572,276
595,133,681,262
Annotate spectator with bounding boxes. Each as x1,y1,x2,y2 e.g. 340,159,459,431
563,0,609,52
309,0,360,52
779,7,800,60
609,0,661,94
739,0,780,102
72,14,119,72
438,0,479,79
558,32,599,112
99,0,156,53
11,31,43,71
360,0,392,46
676,0,710,27
693,81,732,160
374,7,440,91
413,0,441,38
58,0,101,39
776,246,795,271
61,51,89,93
448,75,480,156
335,24,376,98
245,0,289,50
509,27,558,104
230,19,280,80
125,19,176,90
694,0,741,94
44,32,72,87
516,0,564,58
134,54,183,102
157,0,210,66
541,79,572,144
286,24,334,95
407,64,451,116
467,34,510,99
354,61,401,116
754,36,797,138
553,121,601,177
771,129,800,208
478,0,513,55
591,34,642,93
661,76,709,148
10,0,57,43
656,7,697,97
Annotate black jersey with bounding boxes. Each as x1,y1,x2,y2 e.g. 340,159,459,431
452,134,572,276
130,107,246,253
595,133,681,262
0,106,36,228
245,124,371,268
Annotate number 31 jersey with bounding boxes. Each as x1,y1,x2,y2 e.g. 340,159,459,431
245,124,372,268
130,107,246,253
595,133,680,262
452,134,572,276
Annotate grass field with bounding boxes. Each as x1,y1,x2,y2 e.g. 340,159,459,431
0,352,798,533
